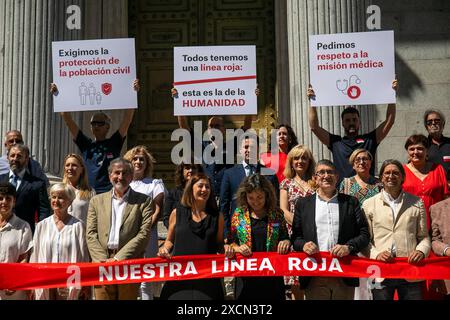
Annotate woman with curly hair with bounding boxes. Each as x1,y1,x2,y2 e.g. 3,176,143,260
229,174,290,300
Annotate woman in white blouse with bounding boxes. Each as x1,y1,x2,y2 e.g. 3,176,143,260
0,182,33,300
124,145,166,300
30,183,89,300
62,154,95,224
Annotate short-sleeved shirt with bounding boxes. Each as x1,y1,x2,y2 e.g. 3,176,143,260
74,130,125,194
428,135,450,181
0,214,33,263
329,130,378,179
0,214,32,300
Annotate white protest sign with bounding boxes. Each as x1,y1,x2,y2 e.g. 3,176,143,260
173,46,257,116
52,38,137,112
309,30,395,106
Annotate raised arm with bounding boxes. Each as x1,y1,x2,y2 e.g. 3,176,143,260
50,83,81,139
375,78,398,144
118,79,140,138
308,85,330,147
60,112,80,139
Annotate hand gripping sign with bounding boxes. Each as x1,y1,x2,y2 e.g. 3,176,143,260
309,30,396,107
52,38,137,112
173,45,257,116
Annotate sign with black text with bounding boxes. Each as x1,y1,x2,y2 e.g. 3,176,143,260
52,38,137,112
309,30,395,106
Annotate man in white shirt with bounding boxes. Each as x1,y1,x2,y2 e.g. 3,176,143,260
292,159,370,300
86,158,153,300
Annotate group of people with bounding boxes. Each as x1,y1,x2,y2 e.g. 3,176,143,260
0,79,449,301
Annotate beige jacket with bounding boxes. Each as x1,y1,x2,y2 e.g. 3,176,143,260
86,188,153,262
362,191,431,260
430,198,450,294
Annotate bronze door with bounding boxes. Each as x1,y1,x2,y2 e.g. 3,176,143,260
129,0,276,186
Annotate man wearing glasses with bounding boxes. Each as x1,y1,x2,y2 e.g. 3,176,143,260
0,130,49,187
52,80,139,193
424,110,450,186
291,159,369,300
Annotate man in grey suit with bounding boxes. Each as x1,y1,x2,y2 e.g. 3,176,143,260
87,158,153,300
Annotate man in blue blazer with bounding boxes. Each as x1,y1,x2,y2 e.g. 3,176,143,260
220,135,279,240
0,144,50,233
291,159,369,300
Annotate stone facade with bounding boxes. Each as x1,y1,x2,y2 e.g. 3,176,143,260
0,0,448,178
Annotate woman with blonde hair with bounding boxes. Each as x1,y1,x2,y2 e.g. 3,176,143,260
63,153,95,224
280,145,315,299
338,148,381,206
124,145,166,300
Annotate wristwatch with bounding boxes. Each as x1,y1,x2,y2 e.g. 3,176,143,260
347,244,355,254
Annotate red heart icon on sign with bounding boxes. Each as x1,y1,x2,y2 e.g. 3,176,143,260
102,83,112,95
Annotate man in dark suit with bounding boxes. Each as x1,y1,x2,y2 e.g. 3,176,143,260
220,135,279,240
0,144,50,233
291,159,369,300
0,130,49,187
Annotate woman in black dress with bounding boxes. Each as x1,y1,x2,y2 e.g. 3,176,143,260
229,174,291,300
162,162,203,228
158,173,234,300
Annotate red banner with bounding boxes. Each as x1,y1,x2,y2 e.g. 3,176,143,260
1,252,449,290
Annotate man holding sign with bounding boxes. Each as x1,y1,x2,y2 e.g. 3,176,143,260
308,79,397,180
50,80,138,194
307,31,398,180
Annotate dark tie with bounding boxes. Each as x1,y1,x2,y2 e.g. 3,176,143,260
10,174,18,189
247,165,255,176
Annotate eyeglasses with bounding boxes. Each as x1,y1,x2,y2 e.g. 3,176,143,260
382,171,401,178
354,157,370,163
426,119,441,126
90,121,106,127
7,138,23,144
315,169,336,177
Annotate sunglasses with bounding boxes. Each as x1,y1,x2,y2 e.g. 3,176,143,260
90,121,107,127
426,119,441,126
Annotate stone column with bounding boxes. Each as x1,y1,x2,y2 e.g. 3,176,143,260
0,0,84,178
285,0,373,161
0,0,129,179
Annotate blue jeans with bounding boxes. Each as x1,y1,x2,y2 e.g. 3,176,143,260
372,279,423,300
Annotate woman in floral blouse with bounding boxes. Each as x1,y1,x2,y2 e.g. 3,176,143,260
229,174,290,300
280,145,316,299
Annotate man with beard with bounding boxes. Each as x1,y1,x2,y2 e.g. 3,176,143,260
423,109,450,186
307,79,398,180
86,158,153,300
0,144,50,233
0,130,49,187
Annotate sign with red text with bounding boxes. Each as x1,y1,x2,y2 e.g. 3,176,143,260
309,30,395,107
173,46,257,116
52,38,137,112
